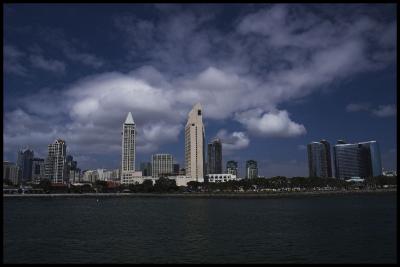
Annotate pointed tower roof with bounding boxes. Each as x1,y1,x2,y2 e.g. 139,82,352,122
124,112,135,124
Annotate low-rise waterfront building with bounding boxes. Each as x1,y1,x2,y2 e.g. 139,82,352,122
383,170,397,177
120,171,143,184
207,173,240,183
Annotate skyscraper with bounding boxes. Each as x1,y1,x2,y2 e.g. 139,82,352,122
17,148,34,183
207,138,222,174
121,112,136,182
45,139,67,184
31,158,45,182
320,139,333,177
66,155,79,183
140,162,152,176
226,160,238,176
185,103,205,182
307,140,332,178
246,160,258,179
333,140,382,179
173,163,180,176
152,154,173,178
3,161,20,185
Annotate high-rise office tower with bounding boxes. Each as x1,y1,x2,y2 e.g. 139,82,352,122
185,103,205,182
140,162,152,176
152,154,173,178
173,163,180,176
207,138,222,174
3,161,20,185
45,139,67,184
307,140,332,178
121,112,136,182
66,155,79,183
31,158,45,182
320,140,333,177
246,160,258,179
17,148,34,183
226,160,238,176
333,140,382,179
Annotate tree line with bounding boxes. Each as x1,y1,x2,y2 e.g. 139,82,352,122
8,175,395,194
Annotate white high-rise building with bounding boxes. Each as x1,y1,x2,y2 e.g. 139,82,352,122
45,139,67,184
185,103,205,182
121,112,140,183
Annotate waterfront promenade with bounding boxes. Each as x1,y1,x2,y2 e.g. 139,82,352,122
3,188,396,198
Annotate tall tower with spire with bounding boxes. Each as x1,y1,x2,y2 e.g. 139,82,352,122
121,112,136,182
185,103,205,182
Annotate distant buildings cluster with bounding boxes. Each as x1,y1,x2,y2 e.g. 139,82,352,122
120,103,260,186
307,139,384,179
3,140,120,186
4,103,394,187
3,142,82,186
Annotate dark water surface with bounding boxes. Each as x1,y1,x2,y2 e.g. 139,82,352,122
3,193,397,263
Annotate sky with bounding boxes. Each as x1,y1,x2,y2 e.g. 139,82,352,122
3,3,397,177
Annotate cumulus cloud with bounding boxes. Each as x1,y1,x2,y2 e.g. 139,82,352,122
297,145,307,150
215,129,250,151
37,27,105,69
372,105,396,117
4,45,28,76
29,54,66,74
345,103,396,117
346,103,371,112
63,46,104,68
4,4,396,168
235,109,306,137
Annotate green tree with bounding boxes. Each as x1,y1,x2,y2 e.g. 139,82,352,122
141,179,154,193
38,179,52,193
95,180,108,193
153,177,178,193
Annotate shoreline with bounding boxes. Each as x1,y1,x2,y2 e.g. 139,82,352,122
3,188,396,199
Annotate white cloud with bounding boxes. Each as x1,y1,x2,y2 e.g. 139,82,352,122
4,45,28,76
297,145,307,150
346,103,371,112
215,129,250,151
3,5,396,169
29,54,66,73
372,105,396,117
235,109,306,137
63,46,104,68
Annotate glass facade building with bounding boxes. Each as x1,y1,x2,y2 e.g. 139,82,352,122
333,140,382,179
207,138,222,174
226,160,238,176
307,140,332,178
246,160,258,179
31,158,45,182
140,162,152,177
17,148,34,183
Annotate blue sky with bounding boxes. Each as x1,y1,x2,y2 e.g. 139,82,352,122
4,4,397,177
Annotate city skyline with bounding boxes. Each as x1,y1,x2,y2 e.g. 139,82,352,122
4,4,397,177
